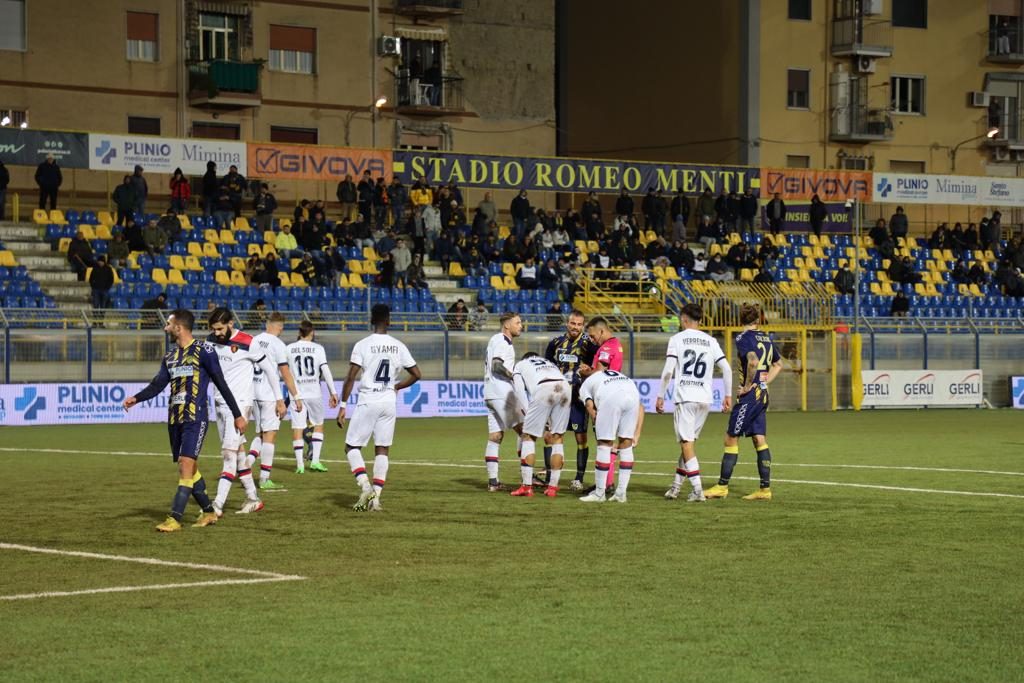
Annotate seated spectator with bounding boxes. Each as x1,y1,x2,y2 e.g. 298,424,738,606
214,187,234,229
539,226,556,251
890,290,910,317
501,235,522,263
725,242,753,271
929,224,948,250
143,219,168,255
295,252,318,285
669,240,695,271
594,246,611,269
888,256,920,285
696,215,718,252
434,229,456,273
545,300,564,331
692,253,707,279
89,255,115,309
468,301,489,330
302,221,327,260
121,217,145,253
706,253,733,282
869,218,890,248
376,229,397,257
275,223,299,259
833,264,855,294
753,267,774,284
516,257,539,289
107,232,129,268
757,237,780,269
141,292,167,310
950,259,970,285
552,223,570,247
889,206,908,241
645,236,667,263
1006,268,1024,298
406,254,428,289
536,258,559,291
968,262,988,286
158,209,182,243
262,253,280,289
447,299,468,330
245,254,266,286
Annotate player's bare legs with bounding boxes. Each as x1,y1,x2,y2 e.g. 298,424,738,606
511,431,538,498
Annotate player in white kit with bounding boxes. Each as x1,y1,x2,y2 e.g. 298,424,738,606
509,352,572,498
287,321,338,474
206,307,283,515
247,311,303,490
482,311,524,492
336,304,421,511
578,369,641,503
656,303,733,502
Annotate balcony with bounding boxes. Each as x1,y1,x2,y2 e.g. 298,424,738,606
188,60,262,110
831,106,893,143
395,73,466,116
831,18,893,57
394,0,464,18
986,24,1024,63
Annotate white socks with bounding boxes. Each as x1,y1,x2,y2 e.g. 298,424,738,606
616,447,634,495
246,435,263,469
484,441,500,482
347,448,370,491
549,443,564,488
373,454,388,497
683,457,702,494
259,442,276,483
293,439,305,468
594,445,612,496
236,450,258,501
311,432,324,464
519,439,536,486
215,448,237,507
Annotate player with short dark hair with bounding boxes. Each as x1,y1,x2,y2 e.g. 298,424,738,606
287,320,338,474
481,311,524,491
705,303,782,501
124,309,246,532
580,315,625,492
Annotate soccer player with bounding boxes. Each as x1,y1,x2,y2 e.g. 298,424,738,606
123,309,246,532
288,321,338,474
578,368,640,503
207,307,283,515
656,303,733,502
482,311,524,491
543,309,598,490
705,303,783,501
579,316,624,491
336,304,421,511
247,312,303,490
509,352,572,498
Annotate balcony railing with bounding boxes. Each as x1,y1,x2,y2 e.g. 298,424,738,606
395,73,465,114
831,105,893,143
986,24,1024,63
394,0,464,16
188,60,262,108
832,18,893,57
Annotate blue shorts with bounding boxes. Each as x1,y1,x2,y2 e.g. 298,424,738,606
727,390,769,438
567,401,589,435
168,421,208,462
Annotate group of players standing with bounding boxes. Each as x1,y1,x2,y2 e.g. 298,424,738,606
125,296,781,531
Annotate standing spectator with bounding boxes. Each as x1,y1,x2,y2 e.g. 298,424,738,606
980,216,999,251
615,188,634,219
222,164,246,219
107,232,129,269
581,192,602,223
670,189,690,229
405,254,428,289
510,189,531,242
309,199,327,227
0,159,9,220
477,191,496,224
336,174,358,222
143,218,168,255
641,188,658,231
964,222,980,249
696,188,716,222
201,161,218,217
890,290,910,317
765,192,786,235
889,206,909,242
67,230,94,280
929,223,949,250
372,177,390,230
738,187,758,236
409,178,432,210
387,176,407,228
213,186,234,229
996,18,1012,55
724,191,741,234
129,165,149,217
169,168,191,214
357,170,374,224
89,255,115,309
468,301,489,330
112,175,137,227
35,154,62,210
391,237,412,287
809,194,828,238
833,263,855,294
949,223,967,256
253,183,277,233
275,222,299,260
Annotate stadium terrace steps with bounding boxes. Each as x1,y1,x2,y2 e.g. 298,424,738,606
0,221,89,306
0,222,44,240
422,260,479,306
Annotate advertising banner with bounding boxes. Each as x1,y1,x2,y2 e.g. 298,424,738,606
761,168,872,201
760,201,851,233
392,150,760,196
872,172,1024,207
87,133,247,175
1011,376,1024,409
247,143,392,181
0,128,89,168
860,369,984,407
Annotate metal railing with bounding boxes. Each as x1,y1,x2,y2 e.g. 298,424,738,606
831,17,893,55
987,25,1024,58
396,73,465,111
188,60,262,96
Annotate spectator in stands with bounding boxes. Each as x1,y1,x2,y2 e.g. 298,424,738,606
253,184,277,233
434,229,456,273
201,161,218,217
310,199,327,227
980,217,999,252
222,165,246,219
581,191,601,223
142,218,168,256
157,209,182,243
949,223,968,257
386,177,407,229
559,258,578,302
595,246,611,268
0,159,8,220
870,218,894,257
500,235,521,263
409,177,431,210
889,206,908,242
833,263,855,294
739,187,758,236
950,259,970,285
406,254,428,289
669,240,695,272
336,174,358,222
35,154,62,211
725,242,754,272
696,189,716,222
544,300,564,331
406,207,427,255
448,181,464,208
468,301,489,331
446,299,468,330
706,253,733,282
929,223,949,250
141,292,167,311
67,230,94,281
89,255,115,310
107,232,129,269
214,186,234,229
423,202,442,248
670,189,690,230
293,198,310,225
889,256,921,285
696,215,718,252
645,235,667,264
128,166,149,218
692,252,707,279
809,194,828,238
584,210,604,241
376,228,397,258
392,237,412,287
295,252,319,286
511,189,531,242
123,216,146,253
725,192,741,234
615,188,634,219
1006,268,1024,298
757,236,780,269
552,221,570,248
481,235,500,263
964,222,979,249
169,168,191,214
372,177,389,230
991,210,1004,238
968,261,988,286
447,199,467,229
275,222,299,260
641,188,661,232
301,221,327,264
245,254,264,285
539,258,560,291
516,257,539,289
476,191,496,225
891,291,910,317
996,18,1013,55
1004,237,1024,270
765,192,786,235
262,253,280,289
112,175,137,227
753,266,774,284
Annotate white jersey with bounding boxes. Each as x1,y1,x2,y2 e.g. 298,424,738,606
483,332,516,400
512,356,566,402
349,333,416,405
251,331,290,402
209,330,278,405
666,329,727,404
287,340,335,400
579,369,640,409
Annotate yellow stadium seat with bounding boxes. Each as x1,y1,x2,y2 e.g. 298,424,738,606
575,240,589,254
739,268,754,282
772,234,788,247
881,282,896,296
709,243,724,257
57,237,71,252
324,233,336,247
0,250,16,267
291,272,308,287
233,217,251,231
49,210,67,225
203,242,219,258
984,250,996,261
969,284,983,297
785,269,799,281
97,211,115,227
95,225,113,240
363,260,379,276
78,225,96,240
498,225,510,239
503,275,518,290
262,244,277,259
800,245,814,257
215,270,231,286
587,241,599,253
490,275,505,290
167,269,187,286
645,230,657,243
177,215,192,229
184,256,202,271
128,251,145,269
502,262,517,276
348,273,366,288
187,242,203,258
228,270,244,287
348,260,364,274
247,244,263,256
204,229,221,244
151,268,168,285
449,262,467,277
870,282,883,295
363,246,377,261
229,256,246,271
876,271,889,283
169,255,186,271
219,230,237,245
290,258,302,271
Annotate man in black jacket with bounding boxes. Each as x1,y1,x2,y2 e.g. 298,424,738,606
833,264,855,294
222,165,246,219
67,230,94,281
615,189,634,218
738,187,758,236
765,192,786,235
0,159,9,220
510,189,531,242
253,183,277,233
336,174,358,222
357,170,374,225
809,194,828,238
35,154,62,210
89,255,115,309
201,161,219,217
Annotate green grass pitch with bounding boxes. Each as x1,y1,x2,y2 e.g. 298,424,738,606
1,410,1023,682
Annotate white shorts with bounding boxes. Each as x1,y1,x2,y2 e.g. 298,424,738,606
253,399,280,433
486,394,523,434
673,402,710,443
289,396,325,428
346,401,396,448
216,400,252,451
521,381,572,438
594,397,639,442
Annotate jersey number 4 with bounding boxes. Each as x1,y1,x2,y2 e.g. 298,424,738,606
681,350,708,378
374,359,391,383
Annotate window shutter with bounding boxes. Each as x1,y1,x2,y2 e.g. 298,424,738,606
270,25,315,52
127,12,158,41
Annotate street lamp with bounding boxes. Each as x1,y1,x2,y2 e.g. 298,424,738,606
950,127,1000,172
343,96,389,147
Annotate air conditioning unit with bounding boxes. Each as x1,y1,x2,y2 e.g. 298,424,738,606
856,56,876,74
970,91,991,108
863,0,883,15
993,146,1011,161
376,35,401,57
1012,150,1024,162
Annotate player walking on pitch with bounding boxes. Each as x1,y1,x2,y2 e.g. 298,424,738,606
482,311,524,491
705,303,782,501
336,304,421,511
578,368,641,503
509,352,572,498
656,303,732,502
124,309,246,532
288,321,338,474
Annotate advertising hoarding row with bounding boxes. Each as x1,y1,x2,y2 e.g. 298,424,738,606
859,370,984,408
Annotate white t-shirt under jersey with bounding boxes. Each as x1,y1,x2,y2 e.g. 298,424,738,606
349,333,416,405
251,331,290,402
287,339,335,400
666,329,727,404
484,332,516,401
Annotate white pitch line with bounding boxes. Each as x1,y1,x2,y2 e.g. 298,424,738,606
0,576,303,602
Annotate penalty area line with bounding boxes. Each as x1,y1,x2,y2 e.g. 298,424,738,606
0,576,304,602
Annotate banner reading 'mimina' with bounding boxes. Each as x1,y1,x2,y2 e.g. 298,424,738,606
392,150,760,196
247,143,392,181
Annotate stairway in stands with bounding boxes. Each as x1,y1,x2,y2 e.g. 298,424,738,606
0,221,88,309
422,260,479,309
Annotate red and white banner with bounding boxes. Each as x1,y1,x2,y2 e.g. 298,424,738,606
860,369,984,407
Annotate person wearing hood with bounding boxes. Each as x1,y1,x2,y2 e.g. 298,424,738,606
112,175,137,227
170,168,191,214
201,161,218,217
35,154,62,210
130,165,149,216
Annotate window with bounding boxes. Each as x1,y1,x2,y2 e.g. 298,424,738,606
891,75,925,114
127,11,158,61
787,69,810,109
786,155,811,168
841,157,869,170
198,13,239,61
890,160,926,173
0,108,28,127
269,25,316,74
0,0,26,51
788,0,811,20
128,117,161,135
192,122,240,140
892,0,927,28
400,39,445,106
270,126,318,144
